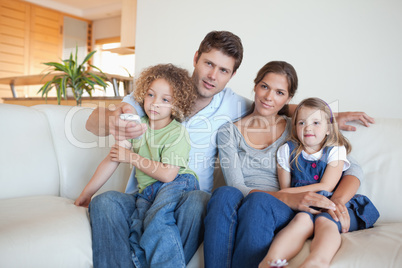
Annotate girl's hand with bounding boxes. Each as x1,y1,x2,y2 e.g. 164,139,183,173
326,202,350,233
110,144,133,163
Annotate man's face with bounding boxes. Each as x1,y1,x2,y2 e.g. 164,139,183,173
192,48,236,100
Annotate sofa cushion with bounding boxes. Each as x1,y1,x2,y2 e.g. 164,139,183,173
288,222,402,267
0,104,60,199
0,195,92,267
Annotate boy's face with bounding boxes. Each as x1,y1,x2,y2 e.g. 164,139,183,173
143,78,173,129
192,48,236,100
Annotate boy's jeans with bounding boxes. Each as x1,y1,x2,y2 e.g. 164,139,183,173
89,174,207,268
130,173,199,268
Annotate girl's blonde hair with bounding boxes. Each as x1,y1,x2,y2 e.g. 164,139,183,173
133,64,197,122
290,97,352,169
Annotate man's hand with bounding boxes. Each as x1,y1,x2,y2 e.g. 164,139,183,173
86,102,147,140
336,111,375,131
109,103,147,140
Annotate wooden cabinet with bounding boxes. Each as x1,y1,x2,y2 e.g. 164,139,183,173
0,0,29,97
0,0,89,100
29,5,63,77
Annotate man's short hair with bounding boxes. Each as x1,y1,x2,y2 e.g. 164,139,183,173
196,31,243,73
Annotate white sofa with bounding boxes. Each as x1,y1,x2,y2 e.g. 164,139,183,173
1,103,401,268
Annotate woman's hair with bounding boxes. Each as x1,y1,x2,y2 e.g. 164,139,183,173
253,61,299,115
290,97,352,169
133,64,197,122
196,31,243,73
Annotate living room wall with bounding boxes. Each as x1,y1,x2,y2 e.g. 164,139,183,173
135,0,402,119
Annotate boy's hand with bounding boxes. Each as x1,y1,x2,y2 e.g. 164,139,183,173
110,144,133,163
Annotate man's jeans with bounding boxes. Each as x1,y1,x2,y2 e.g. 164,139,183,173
89,174,210,268
204,186,295,268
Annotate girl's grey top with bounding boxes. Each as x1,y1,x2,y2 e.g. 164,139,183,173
217,116,363,197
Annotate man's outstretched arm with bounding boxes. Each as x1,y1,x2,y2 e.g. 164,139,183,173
86,102,147,140
287,104,375,131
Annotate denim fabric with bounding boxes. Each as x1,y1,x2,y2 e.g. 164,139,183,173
130,173,199,268
204,186,295,268
89,175,210,268
312,191,379,231
299,208,360,233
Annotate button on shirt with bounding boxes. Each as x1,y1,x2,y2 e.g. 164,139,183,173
122,88,252,193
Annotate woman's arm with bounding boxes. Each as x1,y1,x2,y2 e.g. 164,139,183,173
217,123,253,196
250,189,336,214
280,160,344,193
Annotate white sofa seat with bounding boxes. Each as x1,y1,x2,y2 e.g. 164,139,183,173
0,196,92,267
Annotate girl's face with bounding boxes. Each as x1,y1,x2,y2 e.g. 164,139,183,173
253,72,291,117
143,78,173,129
296,106,330,153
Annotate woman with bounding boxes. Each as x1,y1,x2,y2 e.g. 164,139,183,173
204,61,363,268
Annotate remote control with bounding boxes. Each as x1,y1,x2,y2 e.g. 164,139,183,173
120,114,141,124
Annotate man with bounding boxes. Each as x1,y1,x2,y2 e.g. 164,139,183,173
86,31,374,267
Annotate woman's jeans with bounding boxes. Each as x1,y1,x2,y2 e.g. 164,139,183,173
89,174,210,268
204,186,295,268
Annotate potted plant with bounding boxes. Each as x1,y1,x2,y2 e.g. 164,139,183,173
38,47,108,106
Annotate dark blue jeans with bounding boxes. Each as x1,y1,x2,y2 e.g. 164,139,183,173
89,174,210,268
204,186,295,268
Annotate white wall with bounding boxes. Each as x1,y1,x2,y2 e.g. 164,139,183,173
135,0,402,119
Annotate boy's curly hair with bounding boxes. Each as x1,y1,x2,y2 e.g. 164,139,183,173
133,64,197,122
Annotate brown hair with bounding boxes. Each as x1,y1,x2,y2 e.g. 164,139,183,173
254,61,298,115
134,64,197,122
290,97,352,169
195,31,243,73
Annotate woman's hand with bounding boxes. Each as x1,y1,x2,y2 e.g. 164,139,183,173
326,201,351,233
267,190,337,214
110,144,133,164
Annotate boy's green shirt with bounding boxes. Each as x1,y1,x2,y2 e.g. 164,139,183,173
130,117,197,193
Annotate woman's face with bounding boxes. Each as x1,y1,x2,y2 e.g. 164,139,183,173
253,72,291,117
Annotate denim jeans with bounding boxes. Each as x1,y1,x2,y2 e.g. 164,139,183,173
89,174,210,268
204,186,295,268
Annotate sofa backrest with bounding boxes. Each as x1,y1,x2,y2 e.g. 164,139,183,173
0,104,60,198
0,104,131,200
342,118,402,223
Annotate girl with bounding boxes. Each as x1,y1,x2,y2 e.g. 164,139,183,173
75,64,199,267
260,98,379,268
